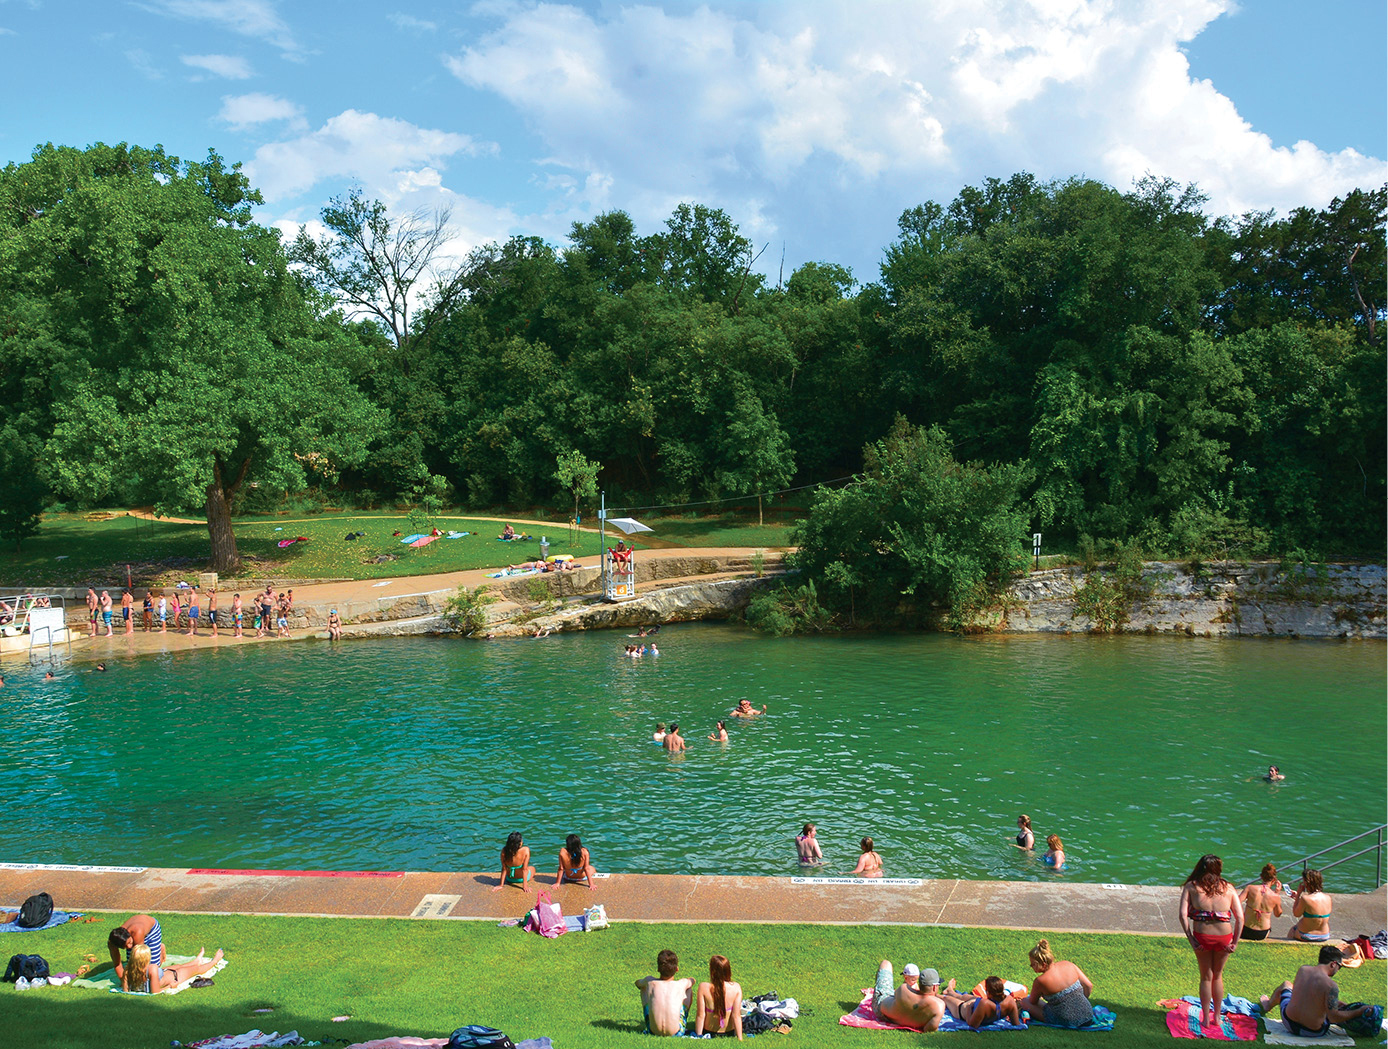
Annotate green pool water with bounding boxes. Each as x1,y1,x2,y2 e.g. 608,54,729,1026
3,627,1383,888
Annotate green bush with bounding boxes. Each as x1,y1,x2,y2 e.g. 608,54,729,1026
1072,539,1152,631
442,584,496,635
744,580,834,636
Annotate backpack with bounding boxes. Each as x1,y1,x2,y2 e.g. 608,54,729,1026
15,892,53,929
447,1025,515,1049
1342,1004,1383,1037
522,891,566,938
3,954,50,982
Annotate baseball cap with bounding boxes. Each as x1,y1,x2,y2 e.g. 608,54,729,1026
919,968,941,986
903,964,919,977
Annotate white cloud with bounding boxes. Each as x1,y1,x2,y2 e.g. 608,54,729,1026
388,12,437,33
446,0,1385,272
140,0,299,54
218,92,305,131
245,109,497,202
125,47,163,79
181,53,253,79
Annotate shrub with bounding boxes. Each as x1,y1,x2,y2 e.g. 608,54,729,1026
744,581,834,636
442,584,496,635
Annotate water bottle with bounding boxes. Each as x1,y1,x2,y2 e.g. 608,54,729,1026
540,536,549,561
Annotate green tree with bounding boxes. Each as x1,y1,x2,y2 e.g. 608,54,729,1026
554,449,601,542
716,389,795,525
0,142,383,572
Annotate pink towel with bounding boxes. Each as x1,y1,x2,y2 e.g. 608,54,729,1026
1164,1001,1257,1040
409,535,438,548
839,988,922,1031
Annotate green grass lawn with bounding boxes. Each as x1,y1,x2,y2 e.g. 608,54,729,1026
1,510,792,588
10,915,1382,1048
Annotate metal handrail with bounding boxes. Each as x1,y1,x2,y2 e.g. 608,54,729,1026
1277,824,1387,888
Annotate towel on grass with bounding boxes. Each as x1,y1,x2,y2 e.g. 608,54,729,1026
399,534,426,545
1261,1018,1353,1046
70,953,227,995
186,1033,304,1048
938,1009,1027,1033
0,907,82,933
1027,1004,1117,1031
1165,1001,1257,1040
1181,995,1259,1017
409,535,439,548
343,1040,448,1049
840,989,921,1031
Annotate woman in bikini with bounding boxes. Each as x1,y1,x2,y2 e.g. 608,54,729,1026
941,975,1023,1028
796,823,824,866
556,833,597,888
1288,868,1333,941
1177,854,1244,1028
121,943,222,993
849,837,883,878
695,954,743,1039
492,832,535,892
1013,815,1034,851
1238,863,1284,941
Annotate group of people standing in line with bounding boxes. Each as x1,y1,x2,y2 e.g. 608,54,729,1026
84,585,296,640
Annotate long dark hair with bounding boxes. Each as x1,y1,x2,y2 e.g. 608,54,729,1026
502,831,523,866
1185,854,1228,895
565,833,583,863
709,955,732,1023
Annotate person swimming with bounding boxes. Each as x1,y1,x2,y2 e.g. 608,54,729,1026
797,823,825,866
1265,765,1285,781
1043,834,1066,868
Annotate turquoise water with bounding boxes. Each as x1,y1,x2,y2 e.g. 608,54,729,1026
2,627,1383,887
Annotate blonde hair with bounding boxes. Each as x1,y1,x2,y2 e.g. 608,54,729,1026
1029,938,1054,969
1046,834,1062,851
124,943,152,992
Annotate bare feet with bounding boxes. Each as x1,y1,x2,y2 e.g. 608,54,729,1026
1259,995,1271,1016
211,948,223,965
945,978,957,993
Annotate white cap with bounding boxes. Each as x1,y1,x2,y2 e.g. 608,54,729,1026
903,964,920,977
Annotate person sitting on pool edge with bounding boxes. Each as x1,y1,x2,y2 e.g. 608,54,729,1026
635,948,694,1036
1288,868,1333,941
556,833,597,889
870,960,946,1030
941,975,1025,1028
1260,945,1370,1037
492,832,535,892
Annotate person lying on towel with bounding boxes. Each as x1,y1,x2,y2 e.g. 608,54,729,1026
872,960,946,1031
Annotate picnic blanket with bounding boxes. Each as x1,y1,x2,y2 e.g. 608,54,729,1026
0,907,82,933
1027,1004,1117,1031
938,1009,1027,1032
1164,1001,1258,1040
70,953,227,995
1261,1017,1354,1046
398,534,426,545
408,535,439,548
485,567,541,579
343,1040,448,1049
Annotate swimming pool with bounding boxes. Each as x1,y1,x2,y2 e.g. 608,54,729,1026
2,627,1383,888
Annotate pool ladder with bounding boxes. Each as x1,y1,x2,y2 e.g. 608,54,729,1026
1277,824,1388,888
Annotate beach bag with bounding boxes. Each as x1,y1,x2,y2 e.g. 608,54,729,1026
3,954,49,982
1341,1004,1382,1036
523,891,566,938
16,892,53,929
583,903,609,930
447,1024,515,1048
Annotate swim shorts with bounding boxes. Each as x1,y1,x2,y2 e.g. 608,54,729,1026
1280,989,1330,1037
208,610,216,624
102,611,112,625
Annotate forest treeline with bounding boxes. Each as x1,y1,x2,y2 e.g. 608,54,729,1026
0,143,1383,585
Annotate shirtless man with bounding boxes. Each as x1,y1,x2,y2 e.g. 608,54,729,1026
86,588,99,635
663,724,685,753
206,588,218,637
1261,946,1369,1037
99,590,114,636
942,976,1024,1028
121,590,134,634
232,593,243,638
635,949,694,1036
870,960,946,1031
731,699,766,717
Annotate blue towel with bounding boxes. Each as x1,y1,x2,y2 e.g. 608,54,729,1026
1180,994,1257,1016
399,533,426,544
1026,1004,1116,1031
937,1008,1027,1033
0,907,81,933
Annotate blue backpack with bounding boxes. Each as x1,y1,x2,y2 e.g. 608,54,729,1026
447,1026,515,1049
3,954,49,982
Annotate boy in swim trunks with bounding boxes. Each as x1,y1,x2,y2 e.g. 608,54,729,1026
635,949,694,1036
1261,946,1369,1037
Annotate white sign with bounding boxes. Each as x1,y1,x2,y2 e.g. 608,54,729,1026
0,862,147,873
791,876,923,887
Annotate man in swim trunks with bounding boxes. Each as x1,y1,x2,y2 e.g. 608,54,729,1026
100,591,114,636
635,949,694,1035
206,588,217,637
121,590,133,634
1260,946,1369,1037
871,960,946,1031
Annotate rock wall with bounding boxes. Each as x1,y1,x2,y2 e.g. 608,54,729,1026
974,561,1386,639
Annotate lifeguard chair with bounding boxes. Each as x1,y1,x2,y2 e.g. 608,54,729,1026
597,494,652,603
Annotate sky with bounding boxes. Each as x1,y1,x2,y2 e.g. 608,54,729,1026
2,0,1385,285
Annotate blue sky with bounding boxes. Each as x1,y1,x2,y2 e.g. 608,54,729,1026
2,0,1384,284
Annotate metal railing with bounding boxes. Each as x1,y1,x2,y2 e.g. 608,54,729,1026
1276,824,1387,888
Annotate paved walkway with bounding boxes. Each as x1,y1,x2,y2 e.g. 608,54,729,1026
2,863,1382,941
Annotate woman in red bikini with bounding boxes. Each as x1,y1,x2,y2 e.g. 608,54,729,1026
1178,854,1245,1027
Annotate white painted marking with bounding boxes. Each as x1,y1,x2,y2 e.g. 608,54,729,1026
371,581,395,588
1100,883,1126,890
412,893,461,918
791,876,923,887
0,862,147,873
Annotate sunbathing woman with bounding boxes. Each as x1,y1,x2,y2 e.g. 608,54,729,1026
108,914,167,981
1288,869,1333,941
1024,939,1094,1027
695,955,744,1039
1238,863,1283,941
492,832,535,892
941,976,1023,1028
849,837,883,878
121,943,222,993
556,833,597,889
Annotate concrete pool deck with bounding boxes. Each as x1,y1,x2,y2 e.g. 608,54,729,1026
2,863,1383,942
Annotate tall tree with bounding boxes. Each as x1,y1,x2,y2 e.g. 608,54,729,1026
0,142,383,572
